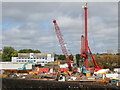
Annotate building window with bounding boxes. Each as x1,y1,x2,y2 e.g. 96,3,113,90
34,60,36,62
42,57,44,59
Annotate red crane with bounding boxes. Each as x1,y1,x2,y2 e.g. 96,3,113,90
81,3,100,70
53,19,72,70
81,35,100,69
84,3,88,68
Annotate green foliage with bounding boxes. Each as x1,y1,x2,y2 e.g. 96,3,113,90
54,54,64,60
18,49,41,53
2,47,41,62
34,50,41,53
56,54,75,61
2,47,15,62
93,54,119,70
57,55,65,60
76,54,80,60
11,50,18,57
56,54,81,62
116,53,120,55
0,55,1,62
69,54,74,60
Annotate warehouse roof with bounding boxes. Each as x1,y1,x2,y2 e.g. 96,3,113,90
18,53,54,58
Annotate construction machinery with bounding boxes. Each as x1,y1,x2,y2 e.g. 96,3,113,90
63,71,71,76
53,19,72,71
17,60,39,75
17,60,35,70
80,3,100,72
81,36,100,69
53,3,101,76
29,70,39,75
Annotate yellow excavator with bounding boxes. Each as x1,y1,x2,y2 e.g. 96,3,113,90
29,67,39,75
29,71,39,75
63,71,71,76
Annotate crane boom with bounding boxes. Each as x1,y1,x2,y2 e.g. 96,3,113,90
53,19,72,70
80,3,100,70
84,3,88,68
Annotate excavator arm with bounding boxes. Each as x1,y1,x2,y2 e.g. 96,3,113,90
17,60,35,70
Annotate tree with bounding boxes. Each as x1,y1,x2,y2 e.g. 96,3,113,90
92,54,119,70
33,50,41,53
57,55,65,60
2,47,16,62
0,55,1,62
18,49,33,53
18,49,41,53
11,50,18,57
69,54,74,61
116,53,120,55
76,54,80,60
96,53,100,55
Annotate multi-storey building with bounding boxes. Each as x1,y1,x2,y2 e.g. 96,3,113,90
12,53,54,66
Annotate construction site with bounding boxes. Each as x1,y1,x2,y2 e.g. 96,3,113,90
0,2,120,89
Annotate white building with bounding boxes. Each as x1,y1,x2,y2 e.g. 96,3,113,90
0,62,32,70
12,53,54,66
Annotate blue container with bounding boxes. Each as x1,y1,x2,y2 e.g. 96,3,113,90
97,75,103,78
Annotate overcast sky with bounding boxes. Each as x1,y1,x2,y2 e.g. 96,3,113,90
1,2,118,54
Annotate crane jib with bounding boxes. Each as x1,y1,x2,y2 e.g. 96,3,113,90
53,19,72,70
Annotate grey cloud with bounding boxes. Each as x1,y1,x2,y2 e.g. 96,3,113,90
2,2,118,54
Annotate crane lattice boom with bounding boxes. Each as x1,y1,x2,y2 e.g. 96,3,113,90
53,19,72,70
